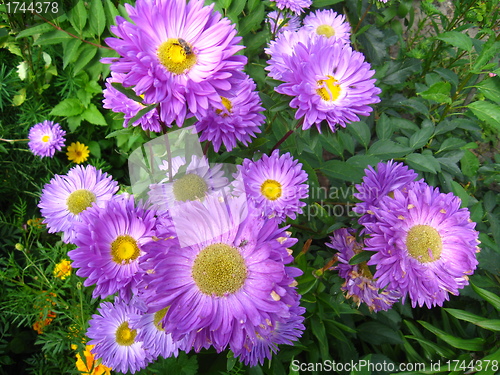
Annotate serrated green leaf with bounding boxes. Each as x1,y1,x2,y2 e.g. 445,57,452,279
33,29,72,45
436,31,473,52
81,103,107,125
418,81,452,104
89,0,106,36
347,121,371,149
16,23,54,39
472,40,500,73
63,38,83,69
73,44,98,76
418,320,485,351
69,0,88,34
405,153,440,173
50,98,85,117
467,101,500,132
477,77,500,104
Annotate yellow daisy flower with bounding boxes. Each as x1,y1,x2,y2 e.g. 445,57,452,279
67,142,90,164
54,259,72,280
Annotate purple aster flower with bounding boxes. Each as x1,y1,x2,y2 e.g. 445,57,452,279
68,194,156,300
275,37,381,132
353,160,420,225
302,9,351,44
195,74,265,152
148,154,229,211
238,150,308,222
267,11,301,35
265,28,311,81
129,307,186,360
38,165,118,243
28,120,66,158
103,72,162,132
364,182,480,308
136,195,302,353
103,0,247,126
87,297,154,374
271,0,312,14
232,299,305,366
327,228,401,312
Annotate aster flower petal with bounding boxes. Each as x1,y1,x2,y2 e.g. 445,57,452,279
28,120,66,158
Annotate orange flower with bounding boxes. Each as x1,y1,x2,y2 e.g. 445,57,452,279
71,344,112,375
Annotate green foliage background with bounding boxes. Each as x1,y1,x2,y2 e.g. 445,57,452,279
0,0,499,374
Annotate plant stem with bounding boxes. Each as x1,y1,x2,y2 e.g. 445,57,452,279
270,118,304,153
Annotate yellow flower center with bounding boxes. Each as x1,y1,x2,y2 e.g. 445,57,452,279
316,24,335,38
66,189,96,215
216,97,233,116
260,179,282,201
42,135,51,143
172,173,208,202
317,75,342,102
153,307,169,331
192,243,247,297
115,322,136,346
406,225,442,263
111,235,140,264
157,38,197,75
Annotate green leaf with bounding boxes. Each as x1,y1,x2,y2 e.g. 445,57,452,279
381,58,422,86
347,121,371,149
417,81,452,104
321,160,365,182
405,153,440,173
238,2,264,35
50,98,85,117
310,315,329,360
73,44,98,76
460,150,480,177
69,0,88,34
444,308,500,331
418,320,485,351
409,126,434,149
477,77,500,104
450,180,469,207
472,40,500,73
437,138,466,153
89,0,106,36
436,31,473,52
103,0,120,26
128,104,158,125
368,140,412,159
81,104,107,125
111,82,143,103
63,38,83,69
67,115,82,132
467,101,500,132
33,30,72,45
348,251,373,265
405,335,455,358
312,0,343,6
346,155,380,171
376,114,394,140
358,322,403,345
16,23,54,39
88,140,101,159
470,283,500,312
